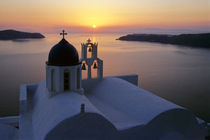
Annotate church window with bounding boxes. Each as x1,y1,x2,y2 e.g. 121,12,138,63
51,69,55,91
64,70,70,91
77,68,80,89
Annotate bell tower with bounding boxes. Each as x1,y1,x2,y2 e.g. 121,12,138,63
80,38,103,79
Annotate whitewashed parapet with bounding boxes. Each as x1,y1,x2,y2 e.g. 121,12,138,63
20,85,28,113
114,74,138,86
19,83,38,113
0,116,19,127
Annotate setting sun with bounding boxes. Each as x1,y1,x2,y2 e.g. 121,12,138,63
92,25,97,29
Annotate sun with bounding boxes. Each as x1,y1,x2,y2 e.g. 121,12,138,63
92,24,97,29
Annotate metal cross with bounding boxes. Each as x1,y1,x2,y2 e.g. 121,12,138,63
87,38,91,43
60,30,67,39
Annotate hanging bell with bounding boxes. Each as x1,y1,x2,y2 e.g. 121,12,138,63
93,62,97,69
88,47,92,52
82,63,86,70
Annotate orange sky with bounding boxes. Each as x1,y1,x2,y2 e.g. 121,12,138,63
0,0,209,33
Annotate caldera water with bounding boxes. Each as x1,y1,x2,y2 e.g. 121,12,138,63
0,33,209,122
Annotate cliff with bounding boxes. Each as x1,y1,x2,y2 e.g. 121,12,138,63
117,33,210,48
0,29,45,40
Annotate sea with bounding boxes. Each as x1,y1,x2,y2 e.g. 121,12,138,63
0,33,209,122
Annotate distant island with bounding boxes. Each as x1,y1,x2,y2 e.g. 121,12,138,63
0,29,45,40
117,33,210,48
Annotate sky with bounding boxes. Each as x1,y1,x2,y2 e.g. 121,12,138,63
0,0,210,33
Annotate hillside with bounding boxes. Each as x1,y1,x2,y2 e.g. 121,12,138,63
117,33,210,48
0,29,45,40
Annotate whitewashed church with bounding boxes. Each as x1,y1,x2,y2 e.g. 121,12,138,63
0,31,209,140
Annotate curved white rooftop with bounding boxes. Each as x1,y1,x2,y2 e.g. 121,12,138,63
82,77,184,129
31,80,103,140
17,75,207,140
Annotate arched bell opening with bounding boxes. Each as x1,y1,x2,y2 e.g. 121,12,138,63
87,44,92,58
81,62,88,79
91,60,98,78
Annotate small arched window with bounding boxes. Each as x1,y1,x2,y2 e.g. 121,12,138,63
64,70,70,91
77,68,81,89
51,69,55,91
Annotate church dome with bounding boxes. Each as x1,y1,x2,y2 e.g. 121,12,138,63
47,39,79,66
